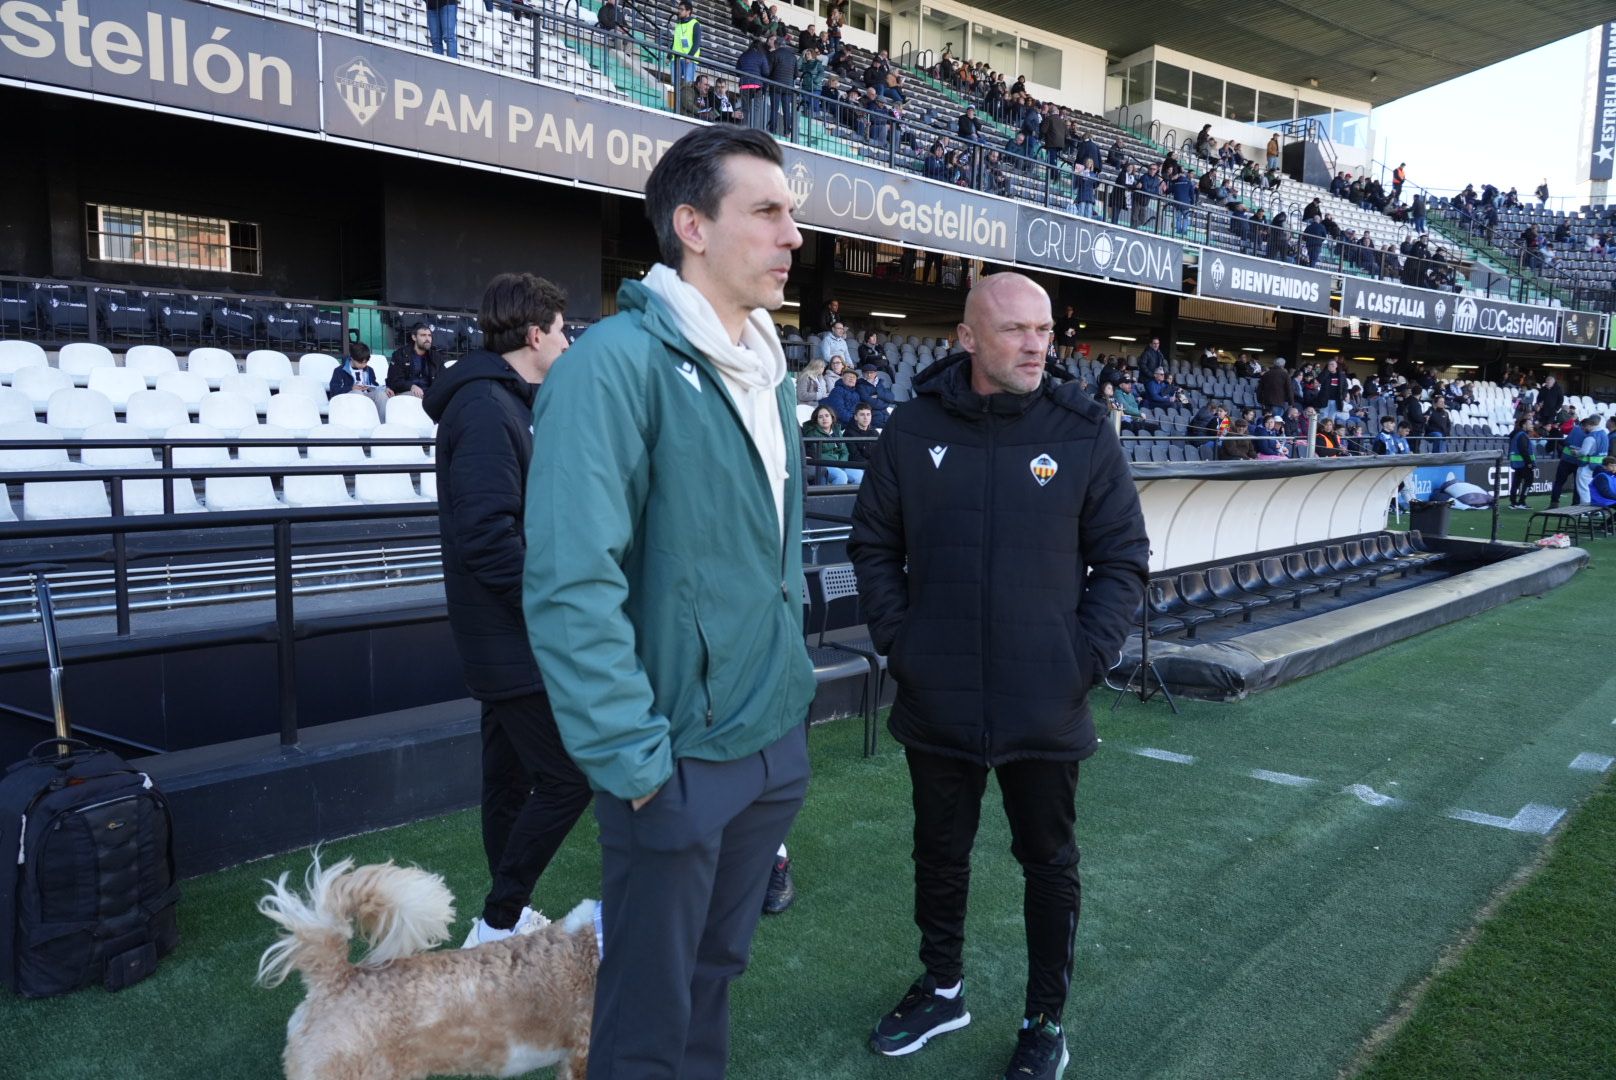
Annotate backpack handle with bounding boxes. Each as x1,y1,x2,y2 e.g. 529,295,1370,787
28,738,93,762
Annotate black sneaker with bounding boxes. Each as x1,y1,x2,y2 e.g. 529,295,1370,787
869,975,971,1056
1002,1015,1069,1079
762,856,795,915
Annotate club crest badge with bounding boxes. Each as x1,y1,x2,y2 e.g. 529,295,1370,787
1030,453,1057,487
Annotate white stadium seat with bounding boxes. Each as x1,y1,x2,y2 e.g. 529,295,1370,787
0,420,102,521
356,422,431,503
265,393,324,436
297,353,340,386
244,350,294,388
206,426,291,512
197,391,260,437
124,390,189,438
0,386,31,426
186,347,239,388
0,340,48,383
12,365,73,409
329,393,381,434
45,387,115,439
57,342,116,386
384,393,434,434
286,426,362,507
218,373,273,412
86,366,149,409
81,422,167,516
155,371,209,411
165,423,224,513
125,345,180,387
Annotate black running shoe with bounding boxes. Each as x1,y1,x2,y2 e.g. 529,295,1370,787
1002,1015,1069,1079
762,856,795,915
868,975,971,1056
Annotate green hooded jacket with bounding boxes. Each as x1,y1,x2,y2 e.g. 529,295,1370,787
523,280,816,800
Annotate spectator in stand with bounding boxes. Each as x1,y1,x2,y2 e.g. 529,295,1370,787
822,321,852,367
1302,216,1327,267
768,35,800,138
1070,162,1099,219
1039,103,1069,170
1372,416,1407,455
1533,373,1564,431
1535,179,1550,207
328,341,389,412
981,151,1011,197
713,79,743,123
736,35,770,129
1396,385,1426,449
822,367,862,425
1589,455,1616,509
1141,369,1176,408
923,142,949,181
690,74,717,122
1254,414,1289,459
1112,376,1157,434
957,106,982,144
389,323,440,398
802,404,851,484
1109,163,1137,225
1317,358,1346,420
1054,305,1082,360
1410,192,1427,234
424,0,458,58
799,48,826,115
1576,415,1611,505
1266,133,1280,170
1312,417,1342,457
796,358,832,405
1168,168,1197,236
1391,163,1406,200
1194,124,1214,161
1220,419,1256,460
845,401,880,470
819,298,842,333
857,363,896,425
1134,164,1164,230
1136,337,1167,374
1507,418,1537,509
858,331,885,372
670,1,700,89
1423,397,1451,453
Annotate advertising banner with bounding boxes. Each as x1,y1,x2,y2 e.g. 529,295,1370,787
1590,21,1616,182
1338,278,1453,332
1445,294,1561,344
1558,309,1604,349
0,0,320,130
1014,207,1184,289
1197,249,1332,314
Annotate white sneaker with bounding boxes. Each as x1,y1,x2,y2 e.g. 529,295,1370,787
460,905,547,949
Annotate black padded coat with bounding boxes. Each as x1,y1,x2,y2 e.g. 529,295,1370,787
848,355,1150,765
424,350,544,701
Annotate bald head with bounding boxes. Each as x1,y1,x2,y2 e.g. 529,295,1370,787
959,273,1053,397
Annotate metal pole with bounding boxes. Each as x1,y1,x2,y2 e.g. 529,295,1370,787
111,478,130,636
274,518,299,748
1305,413,1318,458
33,576,69,751
1490,453,1501,542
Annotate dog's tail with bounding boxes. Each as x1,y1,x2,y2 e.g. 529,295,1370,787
255,850,456,989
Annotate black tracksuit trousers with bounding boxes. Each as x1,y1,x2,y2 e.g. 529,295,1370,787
906,746,1082,1021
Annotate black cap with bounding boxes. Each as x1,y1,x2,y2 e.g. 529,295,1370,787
860,362,880,372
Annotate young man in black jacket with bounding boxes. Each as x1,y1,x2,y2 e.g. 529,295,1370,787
850,272,1149,1080
424,272,592,948
389,322,441,398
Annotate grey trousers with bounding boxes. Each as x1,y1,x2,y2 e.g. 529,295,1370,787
588,724,810,1079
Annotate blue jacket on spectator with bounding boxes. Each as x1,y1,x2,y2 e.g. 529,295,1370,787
1073,171,1098,205
328,361,381,398
1374,430,1410,455
1169,174,1196,205
1590,468,1616,507
736,43,771,85
856,378,895,424
821,380,863,425
1141,377,1176,407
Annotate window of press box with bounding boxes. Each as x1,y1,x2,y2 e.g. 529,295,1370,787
1257,91,1295,126
86,204,262,276
1125,61,1153,107
1190,73,1224,117
1154,63,1190,108
1224,83,1256,124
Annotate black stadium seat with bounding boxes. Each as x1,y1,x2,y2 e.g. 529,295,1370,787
37,283,90,336
153,294,206,342
1177,570,1244,622
1149,578,1216,637
211,301,260,342
1236,560,1301,608
1206,564,1272,618
96,288,153,337
263,303,313,345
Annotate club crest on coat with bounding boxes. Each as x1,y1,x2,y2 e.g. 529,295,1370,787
1030,453,1058,486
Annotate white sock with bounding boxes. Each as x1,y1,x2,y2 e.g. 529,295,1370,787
934,980,961,999
777,843,788,859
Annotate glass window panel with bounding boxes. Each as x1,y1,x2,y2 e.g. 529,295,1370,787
1126,61,1152,106
87,204,259,275
1257,91,1294,125
1155,62,1189,107
1224,83,1255,123
1332,109,1368,149
1191,73,1223,115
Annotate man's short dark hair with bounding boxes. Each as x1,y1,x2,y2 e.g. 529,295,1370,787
480,273,568,355
645,126,783,270
854,402,873,414
409,321,428,334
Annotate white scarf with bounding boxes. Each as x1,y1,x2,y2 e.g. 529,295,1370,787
641,264,790,544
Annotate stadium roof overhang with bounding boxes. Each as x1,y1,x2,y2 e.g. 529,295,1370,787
977,0,1611,106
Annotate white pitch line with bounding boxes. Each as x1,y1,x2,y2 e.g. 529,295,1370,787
1343,783,1400,807
1129,747,1197,765
1569,752,1615,774
1249,769,1318,788
1443,803,1566,836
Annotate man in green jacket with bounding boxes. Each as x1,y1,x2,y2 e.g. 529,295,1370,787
524,125,815,1079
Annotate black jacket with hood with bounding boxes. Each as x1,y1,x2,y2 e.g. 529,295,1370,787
848,354,1149,765
424,350,544,701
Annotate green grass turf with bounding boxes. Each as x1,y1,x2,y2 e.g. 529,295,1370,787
2,502,1611,1080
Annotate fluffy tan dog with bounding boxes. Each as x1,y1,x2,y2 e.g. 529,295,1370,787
256,853,598,1080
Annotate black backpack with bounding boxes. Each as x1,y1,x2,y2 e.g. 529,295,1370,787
0,738,179,997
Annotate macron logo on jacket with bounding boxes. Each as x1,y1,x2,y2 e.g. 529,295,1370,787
929,445,947,468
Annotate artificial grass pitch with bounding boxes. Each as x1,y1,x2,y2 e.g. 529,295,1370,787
1,503,1611,1080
